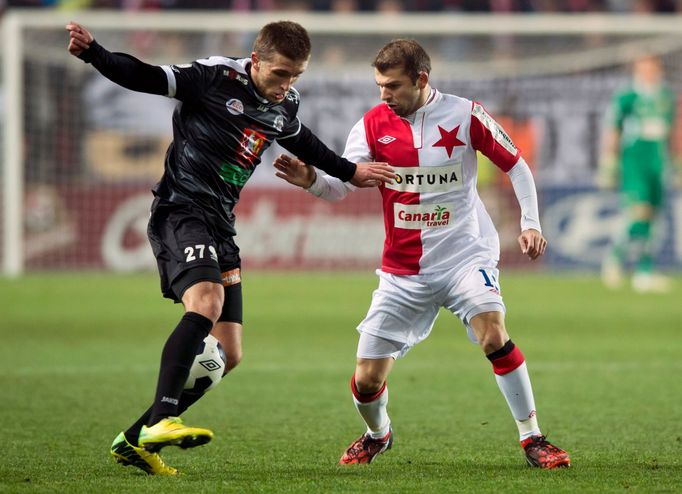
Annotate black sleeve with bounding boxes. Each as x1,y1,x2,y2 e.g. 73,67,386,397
77,40,168,96
278,124,357,182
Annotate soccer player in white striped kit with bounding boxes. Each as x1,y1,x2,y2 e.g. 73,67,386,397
274,39,570,469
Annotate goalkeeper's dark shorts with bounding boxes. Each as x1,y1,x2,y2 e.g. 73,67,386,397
147,198,243,323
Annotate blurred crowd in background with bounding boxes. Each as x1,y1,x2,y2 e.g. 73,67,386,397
1,0,681,14
2,0,681,273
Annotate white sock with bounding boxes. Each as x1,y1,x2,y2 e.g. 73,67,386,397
353,386,391,439
495,362,541,440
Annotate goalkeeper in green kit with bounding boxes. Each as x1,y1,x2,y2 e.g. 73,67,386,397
599,54,677,293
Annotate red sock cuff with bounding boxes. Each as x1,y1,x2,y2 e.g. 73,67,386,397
350,374,386,403
488,342,525,376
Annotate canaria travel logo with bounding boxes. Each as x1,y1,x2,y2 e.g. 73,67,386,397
394,203,454,229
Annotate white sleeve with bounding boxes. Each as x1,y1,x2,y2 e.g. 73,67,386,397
342,118,374,163
506,158,542,233
306,118,370,202
306,170,353,202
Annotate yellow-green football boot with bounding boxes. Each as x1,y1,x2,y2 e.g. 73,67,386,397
110,432,178,476
138,417,213,452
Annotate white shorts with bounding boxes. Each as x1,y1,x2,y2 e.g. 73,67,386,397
356,264,505,360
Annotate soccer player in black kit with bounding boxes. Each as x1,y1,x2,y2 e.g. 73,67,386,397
67,20,394,475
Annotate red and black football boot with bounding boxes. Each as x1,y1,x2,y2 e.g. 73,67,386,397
521,435,570,469
339,429,393,465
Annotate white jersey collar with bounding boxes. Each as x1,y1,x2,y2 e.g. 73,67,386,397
417,87,439,113
404,88,439,124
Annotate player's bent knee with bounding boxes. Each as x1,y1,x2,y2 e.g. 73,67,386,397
476,323,509,354
480,333,509,355
471,312,508,348
354,373,385,394
354,356,393,393
188,299,223,323
183,285,224,323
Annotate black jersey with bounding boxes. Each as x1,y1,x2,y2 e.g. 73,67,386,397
78,43,357,240
155,56,304,238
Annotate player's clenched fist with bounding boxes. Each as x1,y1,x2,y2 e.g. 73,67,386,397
66,22,94,57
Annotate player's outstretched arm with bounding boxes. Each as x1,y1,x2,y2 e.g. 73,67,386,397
274,153,394,190
274,154,354,202
280,125,394,187
65,21,167,95
518,229,547,261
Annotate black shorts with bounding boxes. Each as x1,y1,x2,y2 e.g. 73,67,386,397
147,199,242,319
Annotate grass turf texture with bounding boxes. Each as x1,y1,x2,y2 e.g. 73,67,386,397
0,272,680,493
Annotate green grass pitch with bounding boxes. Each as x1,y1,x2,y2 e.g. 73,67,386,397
1,272,680,493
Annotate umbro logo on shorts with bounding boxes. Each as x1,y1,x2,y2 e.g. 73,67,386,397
378,135,396,144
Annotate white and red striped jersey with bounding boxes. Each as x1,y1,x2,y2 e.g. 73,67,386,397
309,89,538,275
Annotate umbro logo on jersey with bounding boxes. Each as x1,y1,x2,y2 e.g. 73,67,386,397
378,135,396,144
226,98,244,115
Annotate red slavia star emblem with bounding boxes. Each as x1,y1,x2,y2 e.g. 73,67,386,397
432,125,465,158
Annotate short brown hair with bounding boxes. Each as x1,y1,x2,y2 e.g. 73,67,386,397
253,21,311,62
373,39,431,84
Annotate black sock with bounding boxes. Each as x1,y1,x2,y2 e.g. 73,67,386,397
124,391,204,446
147,312,213,425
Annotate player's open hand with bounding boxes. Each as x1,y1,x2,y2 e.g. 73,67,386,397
350,162,395,188
66,22,94,57
518,229,547,260
274,154,317,189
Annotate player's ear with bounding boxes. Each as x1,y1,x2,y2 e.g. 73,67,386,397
417,71,429,89
251,52,260,70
